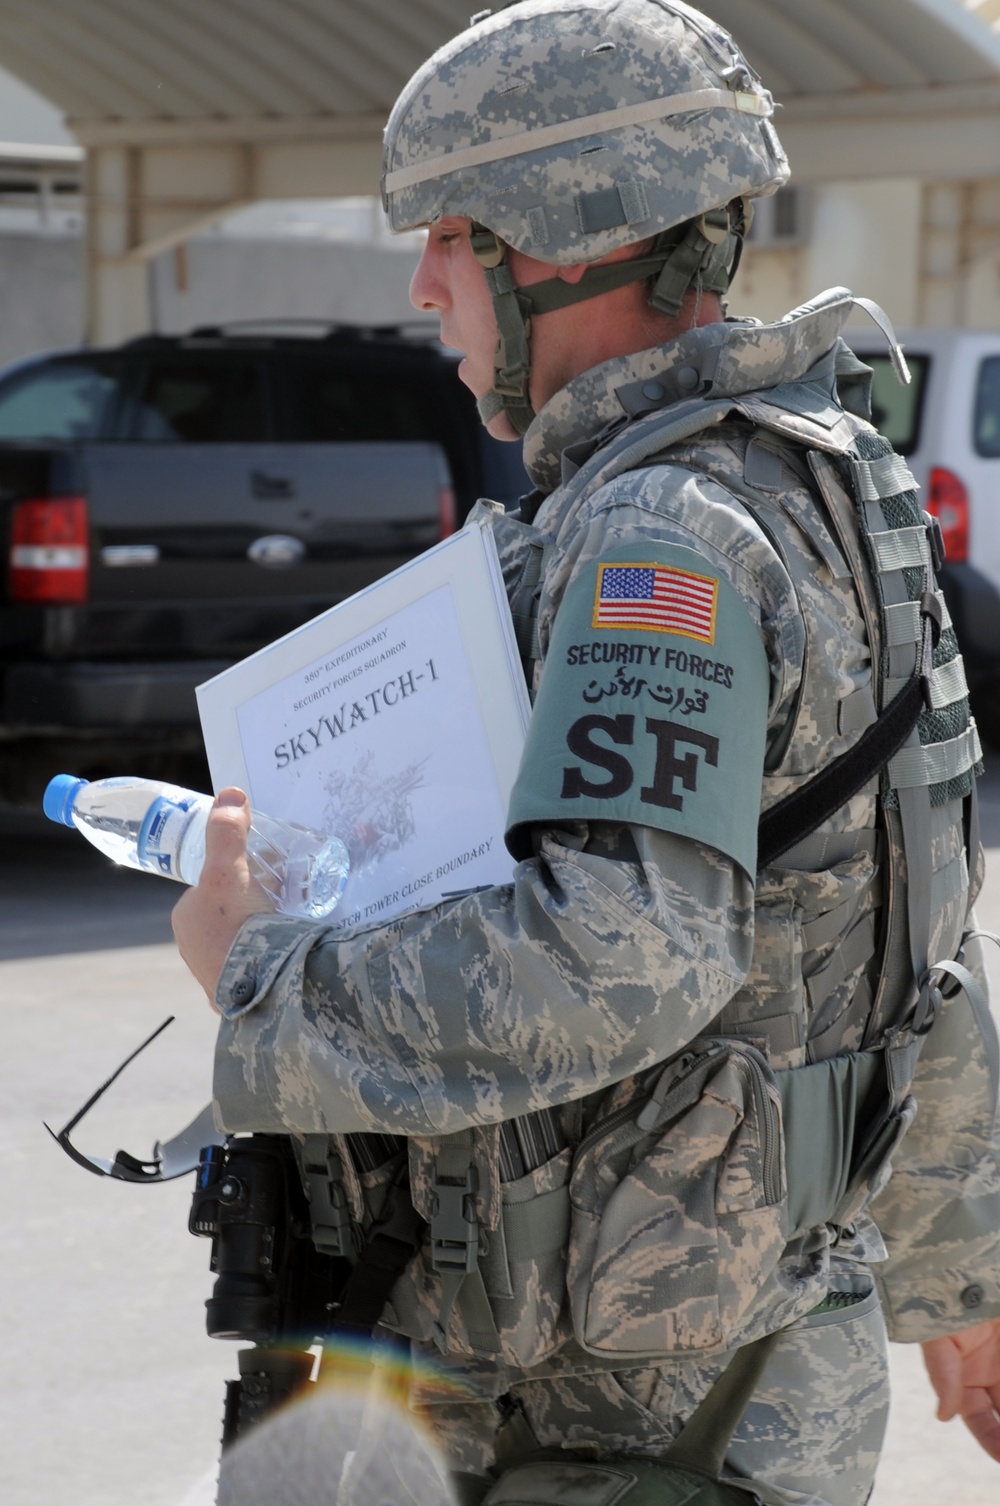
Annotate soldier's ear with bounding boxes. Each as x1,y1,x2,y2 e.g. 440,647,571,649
557,237,654,285
556,262,589,285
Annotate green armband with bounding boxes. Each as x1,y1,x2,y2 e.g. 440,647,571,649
506,541,769,876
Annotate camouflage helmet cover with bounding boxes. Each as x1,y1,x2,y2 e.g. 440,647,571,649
382,0,790,266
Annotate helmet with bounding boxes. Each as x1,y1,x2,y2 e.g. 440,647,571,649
382,0,789,433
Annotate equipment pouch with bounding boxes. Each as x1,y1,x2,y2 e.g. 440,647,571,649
567,1038,788,1357
384,1127,574,1367
775,1046,914,1235
485,1147,573,1366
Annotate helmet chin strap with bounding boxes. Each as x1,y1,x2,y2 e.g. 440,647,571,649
474,246,537,434
470,204,750,435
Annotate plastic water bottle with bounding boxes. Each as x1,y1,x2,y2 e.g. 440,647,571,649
43,774,349,920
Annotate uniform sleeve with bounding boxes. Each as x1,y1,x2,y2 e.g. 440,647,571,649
870,929,1000,1339
213,824,753,1136
213,475,790,1139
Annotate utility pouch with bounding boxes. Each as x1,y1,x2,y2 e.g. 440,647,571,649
567,1038,787,1357
565,1020,934,1361
391,1037,921,1365
391,1130,573,1367
775,1043,917,1236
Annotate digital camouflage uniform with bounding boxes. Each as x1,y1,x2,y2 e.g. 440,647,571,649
212,296,1000,1505
210,4,1000,1504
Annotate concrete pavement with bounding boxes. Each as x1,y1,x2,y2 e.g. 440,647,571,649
2,760,1000,1506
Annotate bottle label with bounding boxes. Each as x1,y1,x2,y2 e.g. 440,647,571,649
137,795,202,879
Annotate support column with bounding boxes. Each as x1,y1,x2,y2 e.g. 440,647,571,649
83,141,257,344
918,179,1000,327
76,118,385,346
84,146,146,344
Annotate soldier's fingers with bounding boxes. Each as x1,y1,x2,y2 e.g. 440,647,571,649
200,787,253,878
922,1335,963,1421
958,1390,1000,1462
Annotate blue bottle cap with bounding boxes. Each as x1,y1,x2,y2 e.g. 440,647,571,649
43,774,89,827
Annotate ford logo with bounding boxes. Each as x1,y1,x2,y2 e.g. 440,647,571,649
248,534,306,569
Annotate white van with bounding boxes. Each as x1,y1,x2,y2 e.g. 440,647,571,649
846,328,1000,747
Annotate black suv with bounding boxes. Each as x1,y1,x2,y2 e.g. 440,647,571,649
0,324,530,805
0,321,530,518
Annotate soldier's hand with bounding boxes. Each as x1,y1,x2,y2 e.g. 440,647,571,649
172,787,273,1008
922,1317,1000,1461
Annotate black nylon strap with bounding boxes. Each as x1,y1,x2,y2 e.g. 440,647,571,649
330,1180,425,1337
757,669,924,870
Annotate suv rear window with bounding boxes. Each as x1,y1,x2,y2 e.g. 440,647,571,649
130,358,267,442
280,359,436,444
974,357,1000,458
862,353,929,456
0,358,119,440
278,351,530,515
281,356,536,518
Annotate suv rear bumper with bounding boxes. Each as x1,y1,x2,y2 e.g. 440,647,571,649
1,660,232,732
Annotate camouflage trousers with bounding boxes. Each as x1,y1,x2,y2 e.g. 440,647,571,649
416,1275,889,1506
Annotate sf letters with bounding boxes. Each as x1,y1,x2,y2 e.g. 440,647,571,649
561,713,720,810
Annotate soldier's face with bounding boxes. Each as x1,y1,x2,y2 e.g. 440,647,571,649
410,217,508,428
409,216,570,441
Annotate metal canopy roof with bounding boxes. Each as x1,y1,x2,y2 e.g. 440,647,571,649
715,0,1000,96
0,0,997,139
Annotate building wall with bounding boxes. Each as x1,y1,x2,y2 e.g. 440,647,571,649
730,179,923,328
918,178,1000,328
2,175,999,373
0,233,84,366
728,243,810,325
148,234,423,333
0,227,424,369
732,177,1000,333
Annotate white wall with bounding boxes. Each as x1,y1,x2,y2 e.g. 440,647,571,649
0,233,84,365
964,247,1000,328
149,234,424,333
731,179,923,329
807,180,922,328
3,175,999,372
729,245,809,324
0,225,427,370
0,63,73,146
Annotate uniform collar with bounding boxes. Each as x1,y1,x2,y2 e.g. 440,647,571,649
521,293,858,495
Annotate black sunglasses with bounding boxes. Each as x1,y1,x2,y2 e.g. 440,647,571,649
44,1016,225,1183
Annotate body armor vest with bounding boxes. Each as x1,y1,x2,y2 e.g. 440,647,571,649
303,293,995,1380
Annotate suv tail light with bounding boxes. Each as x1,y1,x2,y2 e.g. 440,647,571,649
9,496,89,602
439,483,456,540
927,468,969,563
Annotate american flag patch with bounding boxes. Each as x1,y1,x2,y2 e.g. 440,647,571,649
592,561,718,642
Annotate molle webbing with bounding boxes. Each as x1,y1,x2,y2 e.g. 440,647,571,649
298,1135,355,1256
850,429,981,808
506,538,551,676
844,431,982,1045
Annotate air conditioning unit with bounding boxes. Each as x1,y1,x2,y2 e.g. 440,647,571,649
746,187,810,249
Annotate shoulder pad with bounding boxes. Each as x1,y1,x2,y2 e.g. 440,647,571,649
506,540,769,875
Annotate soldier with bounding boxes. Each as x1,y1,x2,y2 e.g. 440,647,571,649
174,3,1000,1502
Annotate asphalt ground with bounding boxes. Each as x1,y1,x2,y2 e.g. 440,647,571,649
1,762,999,1505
